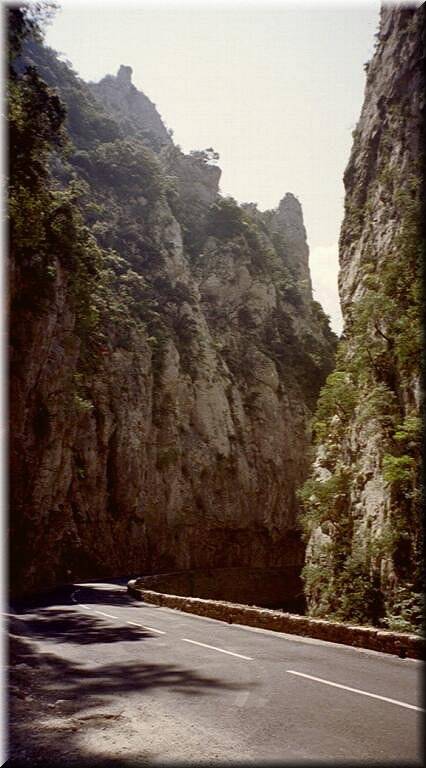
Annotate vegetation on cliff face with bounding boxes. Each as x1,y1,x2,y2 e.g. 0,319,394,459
8,3,423,636
8,5,336,596
8,6,143,588
299,5,424,632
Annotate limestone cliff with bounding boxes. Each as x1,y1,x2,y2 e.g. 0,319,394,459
300,5,424,631
9,23,336,595
89,64,173,149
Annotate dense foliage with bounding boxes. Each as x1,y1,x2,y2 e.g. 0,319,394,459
8,6,105,342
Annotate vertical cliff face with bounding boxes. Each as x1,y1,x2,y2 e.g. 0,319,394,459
271,194,312,298
9,24,336,596
301,5,424,631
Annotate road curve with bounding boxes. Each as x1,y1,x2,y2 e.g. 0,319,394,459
8,580,423,766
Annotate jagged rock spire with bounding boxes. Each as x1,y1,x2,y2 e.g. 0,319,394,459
270,192,312,297
116,65,133,85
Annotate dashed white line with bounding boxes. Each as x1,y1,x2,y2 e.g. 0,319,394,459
143,607,421,662
71,596,166,634
93,610,119,619
235,691,250,707
287,670,424,712
126,620,165,635
182,638,253,660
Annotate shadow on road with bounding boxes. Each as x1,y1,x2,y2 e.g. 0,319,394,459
10,582,142,612
71,582,146,608
8,614,256,767
9,609,154,645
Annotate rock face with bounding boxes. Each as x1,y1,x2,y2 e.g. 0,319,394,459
133,567,305,611
301,5,424,631
272,193,312,296
9,40,336,596
89,65,173,148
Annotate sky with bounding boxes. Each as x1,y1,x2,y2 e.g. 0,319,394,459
44,0,380,333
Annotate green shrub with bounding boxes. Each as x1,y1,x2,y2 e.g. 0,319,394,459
393,414,421,448
298,468,350,533
334,555,383,625
382,454,415,490
302,560,334,616
356,383,397,427
206,197,247,240
92,139,164,201
312,371,357,441
384,587,424,633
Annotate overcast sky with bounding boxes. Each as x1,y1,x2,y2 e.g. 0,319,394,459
45,0,380,333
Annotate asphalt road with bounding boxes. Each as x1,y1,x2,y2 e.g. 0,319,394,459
8,580,424,766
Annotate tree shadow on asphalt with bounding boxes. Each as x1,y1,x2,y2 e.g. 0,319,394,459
8,619,257,768
10,582,143,611
70,582,147,608
9,609,154,645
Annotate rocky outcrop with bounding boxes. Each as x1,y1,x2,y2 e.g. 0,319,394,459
89,66,222,252
301,5,424,631
271,193,312,296
9,39,336,595
89,64,173,149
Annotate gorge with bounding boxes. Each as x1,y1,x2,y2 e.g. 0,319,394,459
8,3,424,636
9,12,336,599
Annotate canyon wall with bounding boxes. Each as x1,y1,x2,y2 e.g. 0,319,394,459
9,20,335,596
300,4,424,631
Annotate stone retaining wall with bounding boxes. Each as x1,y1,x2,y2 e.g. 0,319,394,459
127,580,424,660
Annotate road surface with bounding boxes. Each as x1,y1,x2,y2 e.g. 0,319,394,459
7,580,424,766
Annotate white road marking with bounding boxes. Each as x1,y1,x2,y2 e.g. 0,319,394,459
150,606,418,661
85,608,403,664
126,620,165,635
235,691,250,707
287,670,424,712
182,638,253,660
93,610,118,619
70,592,166,634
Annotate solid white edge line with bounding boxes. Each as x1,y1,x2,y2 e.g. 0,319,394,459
182,638,253,660
126,620,165,634
287,670,424,712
